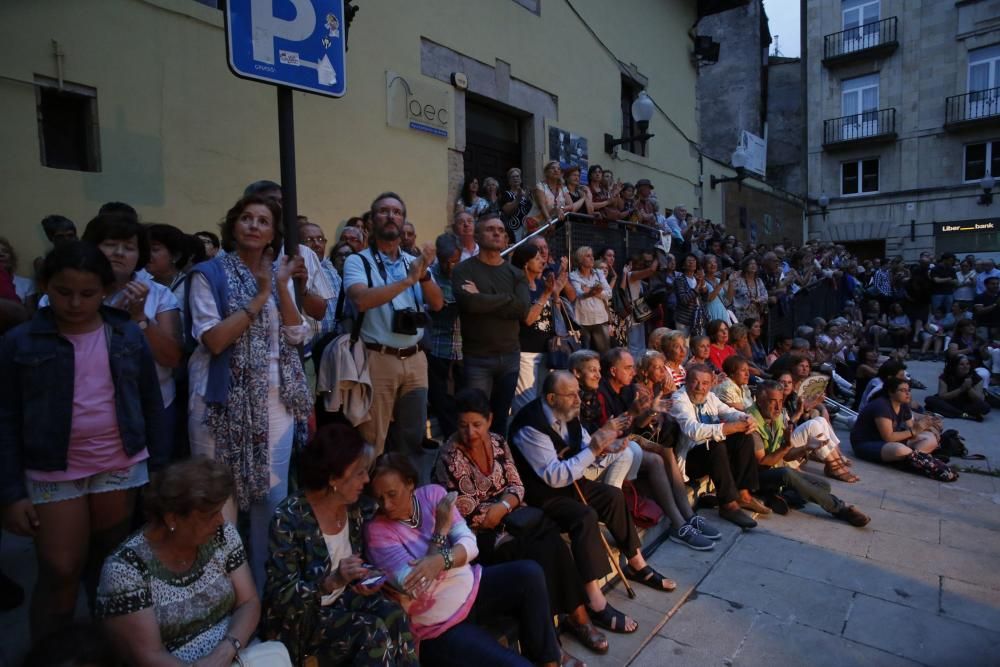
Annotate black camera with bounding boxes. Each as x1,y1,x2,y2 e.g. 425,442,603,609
391,308,432,335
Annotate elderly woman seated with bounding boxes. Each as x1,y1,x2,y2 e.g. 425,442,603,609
262,424,418,666
366,454,570,667
433,388,602,657
96,458,288,666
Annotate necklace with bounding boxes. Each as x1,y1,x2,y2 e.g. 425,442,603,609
398,495,421,529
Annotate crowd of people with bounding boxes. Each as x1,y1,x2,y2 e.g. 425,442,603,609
0,168,991,666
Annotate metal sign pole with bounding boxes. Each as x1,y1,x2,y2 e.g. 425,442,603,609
277,85,304,309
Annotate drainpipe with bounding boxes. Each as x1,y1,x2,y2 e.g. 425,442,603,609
52,40,65,90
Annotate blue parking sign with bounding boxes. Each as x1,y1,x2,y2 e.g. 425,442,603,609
225,0,346,98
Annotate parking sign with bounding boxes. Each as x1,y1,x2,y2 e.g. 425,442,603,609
225,0,346,98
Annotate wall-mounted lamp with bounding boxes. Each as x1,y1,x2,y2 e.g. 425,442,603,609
979,173,995,206
710,147,750,189
806,193,830,220
604,91,655,154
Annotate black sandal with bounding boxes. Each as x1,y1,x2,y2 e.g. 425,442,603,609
561,617,609,654
623,563,676,592
586,603,638,634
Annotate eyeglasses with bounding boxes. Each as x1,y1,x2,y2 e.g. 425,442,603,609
304,236,327,244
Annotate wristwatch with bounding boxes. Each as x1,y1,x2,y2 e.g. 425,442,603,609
225,634,242,652
500,499,513,513
137,318,148,330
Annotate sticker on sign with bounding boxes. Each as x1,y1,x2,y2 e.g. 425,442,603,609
225,0,346,98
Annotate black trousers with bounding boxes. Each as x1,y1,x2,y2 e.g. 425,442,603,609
924,394,991,419
538,479,642,583
427,353,464,440
685,433,758,505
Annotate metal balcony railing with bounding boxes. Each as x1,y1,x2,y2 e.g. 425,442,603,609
823,108,897,148
823,17,898,63
945,86,1000,128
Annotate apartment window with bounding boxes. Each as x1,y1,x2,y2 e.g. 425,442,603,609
964,141,999,182
620,76,646,157
969,45,1000,94
842,158,879,195
842,0,879,40
35,76,100,172
840,73,879,140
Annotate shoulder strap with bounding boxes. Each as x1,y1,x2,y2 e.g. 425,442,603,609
350,253,375,343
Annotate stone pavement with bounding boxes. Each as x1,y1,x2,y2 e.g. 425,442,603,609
561,361,1000,667
3,362,999,666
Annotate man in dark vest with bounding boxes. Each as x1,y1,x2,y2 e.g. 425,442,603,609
509,370,674,636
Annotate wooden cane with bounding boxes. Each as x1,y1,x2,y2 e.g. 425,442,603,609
571,480,637,599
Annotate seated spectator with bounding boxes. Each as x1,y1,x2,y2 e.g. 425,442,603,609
687,334,718,374
744,318,768,369
765,334,792,368
924,354,990,422
366,455,565,666
2,242,166,640
714,355,753,411
885,302,913,354
706,319,737,371
662,331,689,387
509,372,674,634
850,377,947,477
0,237,35,305
919,306,954,357
947,319,990,386
728,324,764,377
22,622,116,667
852,346,881,409
97,459,276,666
749,382,869,525
671,364,763,529
263,425,417,665
433,389,599,658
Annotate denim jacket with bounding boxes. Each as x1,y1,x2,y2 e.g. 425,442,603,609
0,306,167,505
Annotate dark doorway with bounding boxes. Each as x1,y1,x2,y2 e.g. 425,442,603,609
842,239,887,262
464,98,522,184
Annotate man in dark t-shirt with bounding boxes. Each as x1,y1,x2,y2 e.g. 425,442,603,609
929,252,958,314
974,276,1000,341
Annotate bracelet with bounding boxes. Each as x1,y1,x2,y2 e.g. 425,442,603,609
430,532,449,548
440,546,454,571
500,499,513,513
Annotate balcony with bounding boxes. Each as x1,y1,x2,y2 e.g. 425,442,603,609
945,87,1000,131
823,108,897,151
823,17,898,67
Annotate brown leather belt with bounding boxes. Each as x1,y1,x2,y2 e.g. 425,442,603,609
365,342,420,359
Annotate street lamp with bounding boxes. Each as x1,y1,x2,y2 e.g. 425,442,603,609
979,173,995,206
710,146,750,189
604,91,656,154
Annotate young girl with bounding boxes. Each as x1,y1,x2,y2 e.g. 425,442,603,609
0,242,166,640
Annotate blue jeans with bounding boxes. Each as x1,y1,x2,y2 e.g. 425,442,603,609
464,352,520,436
930,293,953,316
627,323,646,362
418,561,560,667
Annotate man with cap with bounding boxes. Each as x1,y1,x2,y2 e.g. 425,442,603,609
634,179,658,226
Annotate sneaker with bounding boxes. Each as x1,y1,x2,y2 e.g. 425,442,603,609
687,515,721,540
668,524,714,551
834,505,871,527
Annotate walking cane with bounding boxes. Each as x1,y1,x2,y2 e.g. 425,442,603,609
571,479,637,599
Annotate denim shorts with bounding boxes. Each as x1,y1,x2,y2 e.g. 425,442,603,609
851,440,888,464
27,461,149,505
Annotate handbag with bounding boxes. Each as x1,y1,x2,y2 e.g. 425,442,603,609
233,641,293,667
500,505,547,537
622,481,663,528
547,299,582,369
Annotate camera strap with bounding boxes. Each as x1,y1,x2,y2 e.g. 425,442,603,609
371,250,422,311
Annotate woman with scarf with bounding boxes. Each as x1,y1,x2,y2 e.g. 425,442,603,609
186,194,312,592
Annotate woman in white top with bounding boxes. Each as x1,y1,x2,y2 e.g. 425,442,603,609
953,258,977,305
569,245,612,353
525,161,572,235
187,194,312,592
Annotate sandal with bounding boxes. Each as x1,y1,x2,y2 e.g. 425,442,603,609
561,618,608,654
587,602,638,634
623,563,677,592
825,459,859,483
561,650,587,667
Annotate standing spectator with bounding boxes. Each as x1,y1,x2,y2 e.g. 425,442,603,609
0,238,34,305
562,166,590,216
509,242,566,417
452,214,530,435
455,176,488,220
929,252,959,314
344,192,443,456
976,258,1000,295
974,275,1000,342
481,176,502,219
339,224,366,253
633,179,658,226
671,364,762,528
954,258,977,306
400,221,419,257
587,165,623,222
673,253,703,335
194,230,221,259
301,221,343,375
621,251,658,358
532,236,577,301
452,211,479,261
904,253,934,346
701,254,730,324
426,233,465,440
526,161,571,234
660,204,688,249
499,167,533,243
569,246,612,353
1,242,166,639
187,194,313,590
727,256,768,323
33,214,79,277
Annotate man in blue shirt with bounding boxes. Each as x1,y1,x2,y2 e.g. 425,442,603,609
344,192,443,456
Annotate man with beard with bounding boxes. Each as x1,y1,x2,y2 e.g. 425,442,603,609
344,192,443,455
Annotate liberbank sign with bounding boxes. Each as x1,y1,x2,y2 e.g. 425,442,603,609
933,219,998,235
386,71,450,138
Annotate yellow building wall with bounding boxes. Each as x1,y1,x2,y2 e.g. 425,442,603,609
0,0,715,264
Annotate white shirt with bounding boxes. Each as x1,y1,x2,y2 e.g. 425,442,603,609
568,270,611,326
670,389,748,469
320,528,352,606
282,244,336,338
460,243,480,262
511,402,597,488
976,268,1000,295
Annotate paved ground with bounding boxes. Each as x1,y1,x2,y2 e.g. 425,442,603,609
560,360,1000,667
3,362,998,666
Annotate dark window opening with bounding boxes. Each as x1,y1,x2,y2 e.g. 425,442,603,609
964,141,999,182
35,77,100,172
842,158,879,195
620,75,646,157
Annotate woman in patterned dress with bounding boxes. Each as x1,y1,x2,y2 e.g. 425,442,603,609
263,424,417,667
97,458,282,665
